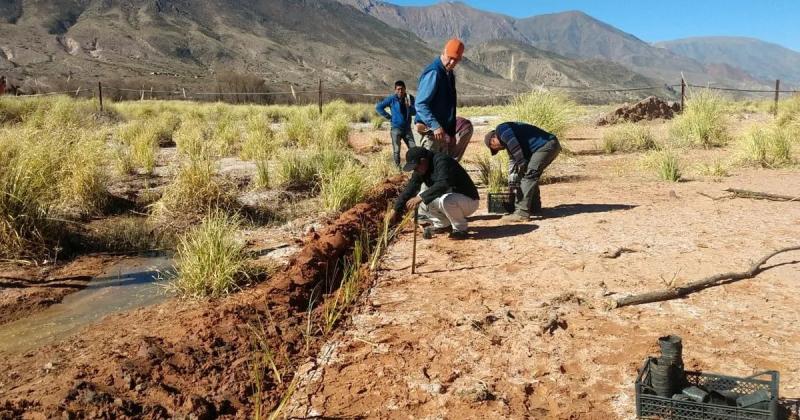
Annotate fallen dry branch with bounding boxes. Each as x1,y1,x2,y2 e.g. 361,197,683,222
724,188,799,202
613,246,800,308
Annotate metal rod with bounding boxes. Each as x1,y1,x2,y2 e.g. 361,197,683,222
680,77,685,113
98,81,103,111
774,79,780,116
411,206,418,274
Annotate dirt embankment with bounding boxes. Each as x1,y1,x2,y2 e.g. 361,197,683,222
0,176,405,419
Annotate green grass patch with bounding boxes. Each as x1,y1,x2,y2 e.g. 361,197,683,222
670,90,729,148
172,211,250,298
642,149,682,182
602,123,657,153
504,90,576,140
736,123,794,168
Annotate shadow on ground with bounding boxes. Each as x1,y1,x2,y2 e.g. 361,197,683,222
469,224,539,240
545,203,637,218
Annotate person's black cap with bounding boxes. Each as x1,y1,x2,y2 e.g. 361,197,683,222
402,147,428,171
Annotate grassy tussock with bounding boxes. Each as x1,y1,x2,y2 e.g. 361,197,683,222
736,123,794,168
473,151,509,193
172,211,250,298
777,95,800,128
88,216,172,252
322,100,373,123
504,90,576,140
276,150,318,189
602,123,656,153
319,162,370,212
240,114,276,161
641,149,682,182
367,151,398,179
285,108,317,146
322,115,351,147
670,90,729,148
154,158,237,219
696,160,730,178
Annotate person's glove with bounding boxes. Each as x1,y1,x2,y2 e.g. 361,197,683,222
508,172,520,187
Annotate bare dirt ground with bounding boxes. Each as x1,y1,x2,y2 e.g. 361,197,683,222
2,115,799,419
288,122,800,419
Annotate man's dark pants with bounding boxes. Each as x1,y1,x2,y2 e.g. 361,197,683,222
390,127,417,167
514,138,561,216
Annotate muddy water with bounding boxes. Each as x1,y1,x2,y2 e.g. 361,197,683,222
0,256,174,354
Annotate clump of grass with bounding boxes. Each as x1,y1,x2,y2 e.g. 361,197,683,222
254,160,271,190
57,130,109,214
276,150,317,189
670,90,729,148
602,123,657,153
174,118,212,158
285,108,317,146
696,160,730,178
213,111,242,156
319,163,370,212
317,147,355,179
370,114,385,130
240,114,275,161
322,115,350,147
504,90,576,140
172,211,250,298
642,149,682,182
736,123,794,168
367,150,398,180
777,95,800,128
155,158,236,218
87,216,172,252
473,151,509,193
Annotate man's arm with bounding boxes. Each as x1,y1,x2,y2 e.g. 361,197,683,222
375,96,392,120
497,124,527,172
415,71,440,131
394,173,424,213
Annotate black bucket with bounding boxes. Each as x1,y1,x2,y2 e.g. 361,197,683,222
649,358,681,397
487,192,514,214
658,335,683,367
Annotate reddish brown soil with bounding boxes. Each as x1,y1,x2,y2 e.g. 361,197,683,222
598,96,680,125
0,177,404,419
0,255,118,325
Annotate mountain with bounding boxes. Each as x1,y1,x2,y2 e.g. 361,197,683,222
656,37,800,85
0,0,520,96
471,39,672,103
340,0,768,89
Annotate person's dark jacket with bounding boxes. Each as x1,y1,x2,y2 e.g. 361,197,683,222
394,150,478,213
415,58,457,137
496,122,557,171
375,94,416,130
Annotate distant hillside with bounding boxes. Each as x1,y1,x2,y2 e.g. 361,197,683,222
341,0,769,89
656,37,800,85
471,39,673,103
0,0,521,96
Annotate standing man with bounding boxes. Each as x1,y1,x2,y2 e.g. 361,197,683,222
394,147,479,240
484,122,562,221
376,80,417,169
416,38,464,154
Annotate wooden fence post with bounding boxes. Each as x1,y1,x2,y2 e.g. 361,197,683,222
182,88,187,99
318,79,323,115
774,79,780,116
98,81,104,112
680,77,686,113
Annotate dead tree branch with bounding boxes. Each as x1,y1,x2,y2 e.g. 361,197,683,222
724,188,799,202
613,246,800,308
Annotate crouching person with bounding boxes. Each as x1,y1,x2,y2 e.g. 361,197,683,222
393,147,479,240
484,122,561,221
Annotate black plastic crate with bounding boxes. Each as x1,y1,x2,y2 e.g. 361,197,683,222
487,192,514,214
636,357,779,419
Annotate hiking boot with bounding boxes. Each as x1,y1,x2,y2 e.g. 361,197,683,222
448,230,469,240
422,226,451,239
501,213,530,223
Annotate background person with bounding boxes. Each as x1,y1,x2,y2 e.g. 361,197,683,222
376,80,417,168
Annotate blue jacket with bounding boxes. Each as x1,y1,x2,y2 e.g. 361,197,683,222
376,94,416,130
415,58,457,136
496,122,556,170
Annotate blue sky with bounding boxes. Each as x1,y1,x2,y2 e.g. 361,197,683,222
390,0,800,51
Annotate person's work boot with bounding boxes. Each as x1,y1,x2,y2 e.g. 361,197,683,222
422,226,451,239
448,230,469,240
501,213,531,223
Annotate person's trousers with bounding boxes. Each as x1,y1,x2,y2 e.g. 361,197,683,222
419,193,479,232
514,138,561,216
420,118,473,161
390,127,416,167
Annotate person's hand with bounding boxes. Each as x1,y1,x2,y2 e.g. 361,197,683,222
415,122,428,134
405,196,423,211
433,127,445,141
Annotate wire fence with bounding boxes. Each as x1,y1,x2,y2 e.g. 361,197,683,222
3,77,798,113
